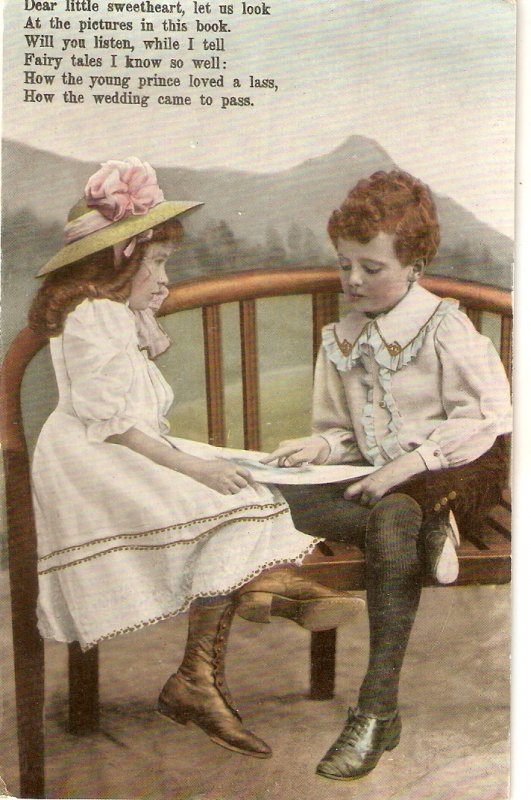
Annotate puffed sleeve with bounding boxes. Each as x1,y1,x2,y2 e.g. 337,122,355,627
62,299,138,443
312,343,363,464
415,310,512,470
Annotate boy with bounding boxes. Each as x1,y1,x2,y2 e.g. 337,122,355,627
266,170,511,780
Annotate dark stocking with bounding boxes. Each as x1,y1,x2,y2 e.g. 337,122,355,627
193,595,231,607
358,493,423,717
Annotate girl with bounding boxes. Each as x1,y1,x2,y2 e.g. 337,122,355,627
29,157,364,760
265,170,512,780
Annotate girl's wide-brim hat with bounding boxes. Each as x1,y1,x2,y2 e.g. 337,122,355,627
37,157,203,277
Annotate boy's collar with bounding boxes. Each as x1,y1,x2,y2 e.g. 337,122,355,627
336,282,443,352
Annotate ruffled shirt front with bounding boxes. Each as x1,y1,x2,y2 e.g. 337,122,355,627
312,282,512,470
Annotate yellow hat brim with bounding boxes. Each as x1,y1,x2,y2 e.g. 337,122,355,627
36,200,204,277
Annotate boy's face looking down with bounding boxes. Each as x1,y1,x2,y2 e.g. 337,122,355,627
337,232,418,315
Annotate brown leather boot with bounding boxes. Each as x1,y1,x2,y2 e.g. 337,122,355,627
158,601,271,758
236,567,365,631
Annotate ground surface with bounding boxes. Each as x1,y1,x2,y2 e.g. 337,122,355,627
0,571,509,800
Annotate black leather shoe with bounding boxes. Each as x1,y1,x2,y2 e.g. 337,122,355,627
316,708,401,781
423,510,460,584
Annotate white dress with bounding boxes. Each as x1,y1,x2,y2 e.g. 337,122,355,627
32,298,318,650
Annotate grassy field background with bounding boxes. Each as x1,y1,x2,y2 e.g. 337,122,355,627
18,295,316,453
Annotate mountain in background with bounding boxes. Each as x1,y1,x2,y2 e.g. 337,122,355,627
2,136,513,314
0,136,514,490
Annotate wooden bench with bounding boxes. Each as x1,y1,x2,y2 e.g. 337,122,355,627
0,267,511,798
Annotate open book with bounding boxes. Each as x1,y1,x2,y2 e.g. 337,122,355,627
170,437,376,485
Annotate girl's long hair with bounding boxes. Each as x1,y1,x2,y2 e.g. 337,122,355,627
29,218,183,337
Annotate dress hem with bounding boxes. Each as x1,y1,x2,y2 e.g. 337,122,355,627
38,536,323,652
37,502,288,565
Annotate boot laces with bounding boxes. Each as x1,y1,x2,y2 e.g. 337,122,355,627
212,605,241,720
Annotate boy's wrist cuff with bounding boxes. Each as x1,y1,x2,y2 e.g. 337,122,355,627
415,441,448,471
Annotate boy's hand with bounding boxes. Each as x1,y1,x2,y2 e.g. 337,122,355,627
344,471,393,506
344,451,426,506
261,436,330,467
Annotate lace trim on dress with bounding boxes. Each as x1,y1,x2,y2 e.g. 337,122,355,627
38,502,286,563
49,537,322,652
323,301,458,466
38,507,291,574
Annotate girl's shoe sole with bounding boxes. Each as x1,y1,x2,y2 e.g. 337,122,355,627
237,592,365,631
156,703,272,759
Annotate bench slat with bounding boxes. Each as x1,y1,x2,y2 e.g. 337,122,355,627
301,531,511,589
239,300,261,451
501,315,512,385
465,307,483,331
202,305,225,446
485,505,512,540
500,487,511,510
301,500,511,589
160,270,512,317
312,292,339,364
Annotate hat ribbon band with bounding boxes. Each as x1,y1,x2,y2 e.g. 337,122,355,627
64,209,114,246
64,208,153,265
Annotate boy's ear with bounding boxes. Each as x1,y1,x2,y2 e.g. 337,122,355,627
409,258,426,281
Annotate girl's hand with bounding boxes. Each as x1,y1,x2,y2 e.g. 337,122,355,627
344,451,427,506
107,429,253,495
261,436,330,467
188,459,253,495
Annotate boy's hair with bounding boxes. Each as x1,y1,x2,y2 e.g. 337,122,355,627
328,170,440,266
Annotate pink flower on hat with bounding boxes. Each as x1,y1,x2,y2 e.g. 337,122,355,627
85,157,165,222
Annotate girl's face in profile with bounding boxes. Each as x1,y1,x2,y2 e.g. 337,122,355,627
128,242,173,310
337,232,415,315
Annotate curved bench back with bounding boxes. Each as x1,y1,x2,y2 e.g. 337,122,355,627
0,267,512,625
157,268,512,449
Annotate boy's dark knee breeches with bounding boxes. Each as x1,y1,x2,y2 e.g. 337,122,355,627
279,483,370,547
280,437,507,546
280,486,423,554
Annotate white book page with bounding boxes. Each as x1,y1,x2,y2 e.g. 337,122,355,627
168,437,376,484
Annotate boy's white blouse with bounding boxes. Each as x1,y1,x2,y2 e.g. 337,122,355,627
313,282,512,470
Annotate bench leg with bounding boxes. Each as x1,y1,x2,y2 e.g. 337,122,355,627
68,643,100,734
6,450,46,797
12,626,45,798
310,629,336,700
